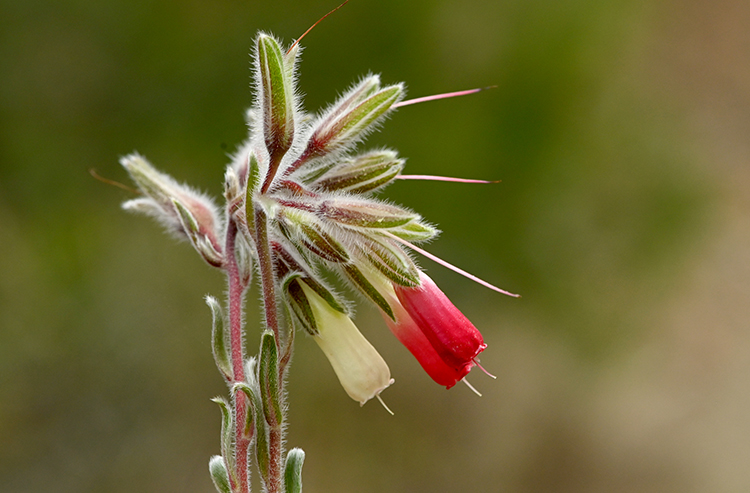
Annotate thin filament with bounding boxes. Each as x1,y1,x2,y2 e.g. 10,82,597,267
384,232,521,298
474,359,497,379
376,393,395,415
461,378,483,397
393,86,497,109
398,175,499,184
287,0,349,55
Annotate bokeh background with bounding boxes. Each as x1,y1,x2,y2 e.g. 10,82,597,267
2,0,749,491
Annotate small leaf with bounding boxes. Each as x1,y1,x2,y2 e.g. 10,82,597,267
233,382,269,481
258,331,283,427
210,397,236,483
206,296,232,381
208,456,232,493
284,448,306,493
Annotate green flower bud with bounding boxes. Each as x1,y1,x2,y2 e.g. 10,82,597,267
314,150,404,194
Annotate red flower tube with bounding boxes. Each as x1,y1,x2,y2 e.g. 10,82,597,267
381,303,469,389
394,272,486,373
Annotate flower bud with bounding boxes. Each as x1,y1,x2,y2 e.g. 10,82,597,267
256,34,295,167
314,150,404,194
305,83,403,157
299,283,393,405
319,198,416,229
121,154,224,266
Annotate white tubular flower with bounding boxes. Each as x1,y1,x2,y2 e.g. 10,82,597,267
299,283,393,405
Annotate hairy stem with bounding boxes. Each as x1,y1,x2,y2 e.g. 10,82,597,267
225,219,252,492
253,205,285,493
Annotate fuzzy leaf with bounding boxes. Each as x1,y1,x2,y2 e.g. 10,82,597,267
208,456,232,493
211,397,236,483
259,331,283,427
206,296,232,381
284,448,306,493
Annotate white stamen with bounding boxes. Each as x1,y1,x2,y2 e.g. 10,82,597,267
384,232,520,298
376,392,395,415
461,378,482,397
474,359,497,379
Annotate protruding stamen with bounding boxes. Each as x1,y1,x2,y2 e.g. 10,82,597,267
393,86,497,109
375,392,395,416
384,232,521,298
398,175,499,184
474,359,497,379
287,0,350,55
461,378,482,397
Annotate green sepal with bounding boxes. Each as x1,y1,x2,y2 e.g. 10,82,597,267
357,235,420,287
343,264,394,319
208,456,232,493
210,397,236,483
258,331,283,427
284,277,319,336
257,34,294,163
314,150,404,194
310,84,403,154
388,220,439,242
275,246,348,315
320,199,417,229
245,153,260,231
279,209,350,263
206,296,232,381
284,448,306,493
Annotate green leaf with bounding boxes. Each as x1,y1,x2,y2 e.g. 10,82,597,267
259,331,283,427
206,296,232,380
208,456,232,493
210,397,236,483
284,448,306,493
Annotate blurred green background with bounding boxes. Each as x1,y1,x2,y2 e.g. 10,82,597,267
2,0,749,491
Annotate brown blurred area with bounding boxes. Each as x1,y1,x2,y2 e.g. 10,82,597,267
1,0,749,492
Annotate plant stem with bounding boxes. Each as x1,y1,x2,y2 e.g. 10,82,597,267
253,205,285,493
225,218,252,492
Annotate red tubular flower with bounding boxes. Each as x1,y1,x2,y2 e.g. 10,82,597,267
381,303,469,389
393,272,486,375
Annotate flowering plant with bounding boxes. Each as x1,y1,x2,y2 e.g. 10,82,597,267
119,16,515,493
